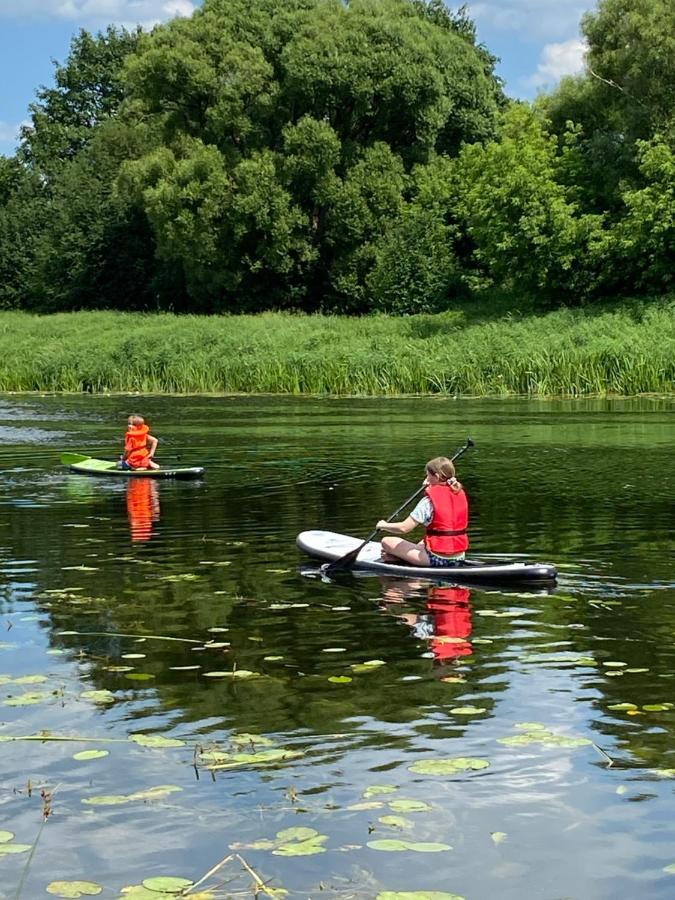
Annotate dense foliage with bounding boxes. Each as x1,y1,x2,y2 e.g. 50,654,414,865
0,0,672,314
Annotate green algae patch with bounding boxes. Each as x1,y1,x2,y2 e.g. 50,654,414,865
409,757,489,776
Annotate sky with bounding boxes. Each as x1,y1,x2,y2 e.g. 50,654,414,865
0,0,592,158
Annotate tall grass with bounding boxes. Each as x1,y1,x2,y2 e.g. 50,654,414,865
1,299,673,396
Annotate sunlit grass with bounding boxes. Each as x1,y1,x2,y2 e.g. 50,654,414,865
1,299,673,396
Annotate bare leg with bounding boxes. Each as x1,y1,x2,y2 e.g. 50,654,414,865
147,460,160,470
381,536,431,567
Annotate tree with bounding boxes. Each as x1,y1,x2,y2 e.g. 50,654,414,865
21,26,142,176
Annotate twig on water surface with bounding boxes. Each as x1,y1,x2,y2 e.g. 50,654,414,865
185,853,235,894
14,783,61,900
592,742,614,767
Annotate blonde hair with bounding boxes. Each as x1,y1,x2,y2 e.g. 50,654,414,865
128,415,145,426
426,456,462,493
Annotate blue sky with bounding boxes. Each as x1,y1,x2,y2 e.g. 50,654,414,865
0,0,592,158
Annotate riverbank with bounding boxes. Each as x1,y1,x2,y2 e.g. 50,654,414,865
2,299,674,396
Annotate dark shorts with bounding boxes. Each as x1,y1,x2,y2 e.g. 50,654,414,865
427,552,464,568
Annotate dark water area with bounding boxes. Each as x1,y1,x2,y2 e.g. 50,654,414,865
0,394,673,899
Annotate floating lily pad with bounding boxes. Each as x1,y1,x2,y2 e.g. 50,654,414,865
389,799,433,812
376,893,465,900
364,785,398,799
367,839,451,852
664,864,675,874
121,654,146,660
13,674,48,684
439,676,465,683
409,758,489,776
82,795,130,806
491,831,507,844
4,691,52,706
607,703,638,711
643,704,674,712
0,843,31,854
514,722,547,730
80,690,115,704
202,671,229,678
230,733,275,746
124,673,155,681
328,676,353,684
141,876,193,892
46,881,103,898
347,801,384,811
379,815,413,829
450,706,486,715
130,734,185,748
263,656,284,661
73,750,109,761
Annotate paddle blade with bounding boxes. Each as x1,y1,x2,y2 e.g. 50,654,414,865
60,452,91,465
323,545,364,576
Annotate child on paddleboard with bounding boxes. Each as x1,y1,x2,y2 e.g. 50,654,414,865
118,415,160,470
376,456,468,567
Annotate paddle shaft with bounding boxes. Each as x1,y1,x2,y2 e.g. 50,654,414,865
324,438,474,574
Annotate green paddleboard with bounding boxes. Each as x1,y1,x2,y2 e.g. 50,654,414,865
62,455,204,480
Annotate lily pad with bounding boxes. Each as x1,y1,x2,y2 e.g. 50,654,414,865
663,864,675,874
491,831,507,844
142,876,193,892
13,674,48,684
0,843,31,854
130,734,185,748
3,691,52,706
367,839,451,852
450,706,486,715
230,733,275,746
389,799,433,812
80,690,115,704
73,750,109,761
364,785,398,799
124,673,155,681
376,893,465,900
379,815,413,829
328,676,353,684
409,758,489,776
46,882,103,898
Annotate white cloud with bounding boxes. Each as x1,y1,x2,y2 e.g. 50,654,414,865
0,0,196,26
468,0,588,42
0,121,23,144
524,38,587,90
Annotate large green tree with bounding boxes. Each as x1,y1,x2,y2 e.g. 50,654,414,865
119,0,504,311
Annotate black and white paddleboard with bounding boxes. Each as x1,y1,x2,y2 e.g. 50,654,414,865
296,530,557,585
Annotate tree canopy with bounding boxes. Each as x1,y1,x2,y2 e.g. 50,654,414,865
0,0,672,313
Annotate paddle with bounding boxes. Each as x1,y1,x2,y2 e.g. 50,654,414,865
323,437,475,575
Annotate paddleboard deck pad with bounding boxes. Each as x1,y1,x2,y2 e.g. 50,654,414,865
297,530,557,585
67,457,204,480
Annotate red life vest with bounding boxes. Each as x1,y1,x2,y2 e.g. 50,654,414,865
424,483,469,556
125,424,151,469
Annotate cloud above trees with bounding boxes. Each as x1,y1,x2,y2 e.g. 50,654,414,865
0,0,195,27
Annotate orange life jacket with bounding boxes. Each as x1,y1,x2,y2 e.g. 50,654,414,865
125,424,151,468
424,483,469,556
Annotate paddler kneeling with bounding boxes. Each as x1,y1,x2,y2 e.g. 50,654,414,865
118,415,160,471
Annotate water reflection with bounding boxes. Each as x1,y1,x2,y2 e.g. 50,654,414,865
378,577,473,664
126,479,160,542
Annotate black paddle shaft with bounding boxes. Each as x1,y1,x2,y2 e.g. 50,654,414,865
324,437,474,574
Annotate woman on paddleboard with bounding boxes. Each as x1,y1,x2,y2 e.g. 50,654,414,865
118,415,160,471
376,456,468,567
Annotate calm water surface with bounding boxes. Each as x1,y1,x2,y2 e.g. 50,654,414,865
0,394,673,899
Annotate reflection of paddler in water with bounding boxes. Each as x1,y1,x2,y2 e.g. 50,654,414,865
126,479,160,542
378,577,472,664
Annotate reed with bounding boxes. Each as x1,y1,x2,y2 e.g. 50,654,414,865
1,299,673,396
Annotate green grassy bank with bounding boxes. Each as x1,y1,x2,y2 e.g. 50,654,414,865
2,300,674,396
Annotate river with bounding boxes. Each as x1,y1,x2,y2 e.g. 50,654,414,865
0,394,673,899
